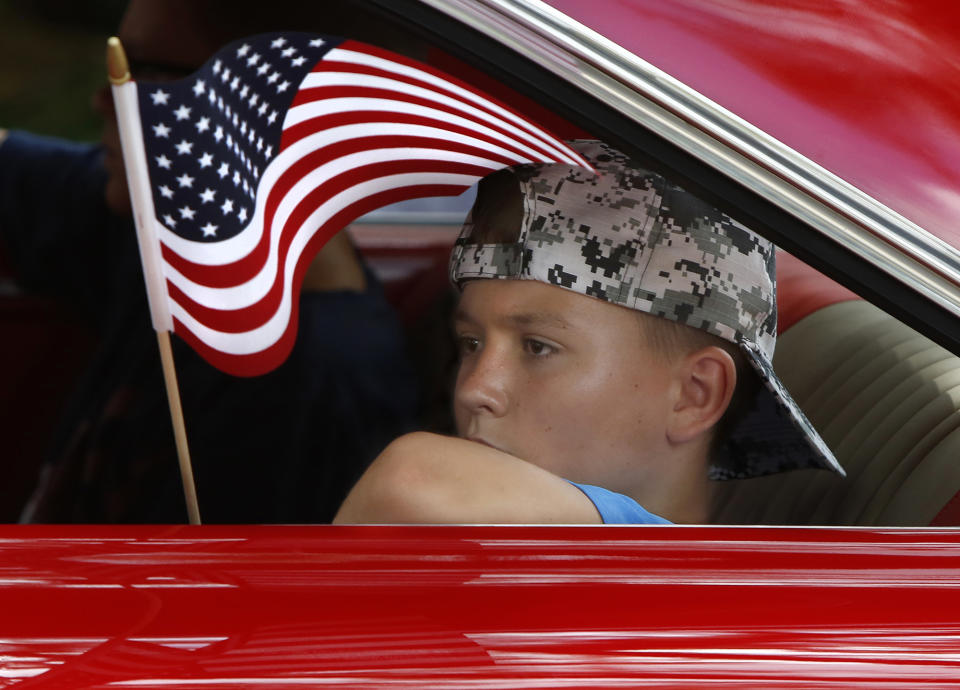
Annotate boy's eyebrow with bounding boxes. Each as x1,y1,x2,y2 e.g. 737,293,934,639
453,307,571,330
506,311,571,329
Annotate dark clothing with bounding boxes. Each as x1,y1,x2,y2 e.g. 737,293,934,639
1,130,418,523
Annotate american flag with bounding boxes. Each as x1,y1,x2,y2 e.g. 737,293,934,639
113,32,591,376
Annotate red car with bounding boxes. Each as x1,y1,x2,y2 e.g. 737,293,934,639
3,0,960,686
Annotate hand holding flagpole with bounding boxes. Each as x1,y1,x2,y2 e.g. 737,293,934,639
108,37,201,525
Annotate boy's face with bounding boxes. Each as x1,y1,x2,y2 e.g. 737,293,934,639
453,279,679,496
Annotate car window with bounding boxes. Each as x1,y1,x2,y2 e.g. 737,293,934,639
3,1,958,528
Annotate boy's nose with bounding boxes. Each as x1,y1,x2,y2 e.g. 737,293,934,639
455,348,510,419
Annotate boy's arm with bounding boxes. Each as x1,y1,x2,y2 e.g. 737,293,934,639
333,432,603,524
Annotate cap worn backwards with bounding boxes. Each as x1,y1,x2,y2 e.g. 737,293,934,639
450,139,843,480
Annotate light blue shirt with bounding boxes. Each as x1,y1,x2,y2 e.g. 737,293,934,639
569,482,672,524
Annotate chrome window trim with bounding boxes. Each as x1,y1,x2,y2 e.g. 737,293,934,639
416,0,960,318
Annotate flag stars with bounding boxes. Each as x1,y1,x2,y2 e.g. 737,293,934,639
150,89,171,105
142,32,323,242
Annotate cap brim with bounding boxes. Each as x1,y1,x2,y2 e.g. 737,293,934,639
710,341,846,480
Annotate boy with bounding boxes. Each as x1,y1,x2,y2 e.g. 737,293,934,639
334,140,843,524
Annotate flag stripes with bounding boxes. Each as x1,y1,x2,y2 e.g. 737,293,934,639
118,34,590,376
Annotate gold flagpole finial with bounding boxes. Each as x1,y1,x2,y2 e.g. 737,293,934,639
107,36,131,85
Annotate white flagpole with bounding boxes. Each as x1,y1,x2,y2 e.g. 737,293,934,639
107,37,201,525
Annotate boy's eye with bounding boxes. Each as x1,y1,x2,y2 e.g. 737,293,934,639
457,335,480,356
524,339,554,357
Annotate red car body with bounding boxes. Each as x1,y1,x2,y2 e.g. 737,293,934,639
3,1,960,687
4,525,960,687
549,0,960,248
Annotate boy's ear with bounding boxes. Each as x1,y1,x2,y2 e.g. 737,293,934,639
667,346,737,444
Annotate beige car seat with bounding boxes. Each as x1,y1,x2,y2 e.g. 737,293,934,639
713,289,960,526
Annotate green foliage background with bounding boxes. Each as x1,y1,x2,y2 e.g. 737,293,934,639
0,0,126,141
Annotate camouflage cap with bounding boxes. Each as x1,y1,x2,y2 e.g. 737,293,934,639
449,139,843,480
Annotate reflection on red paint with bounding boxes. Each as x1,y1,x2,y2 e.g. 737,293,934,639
2,525,960,687
545,0,960,249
